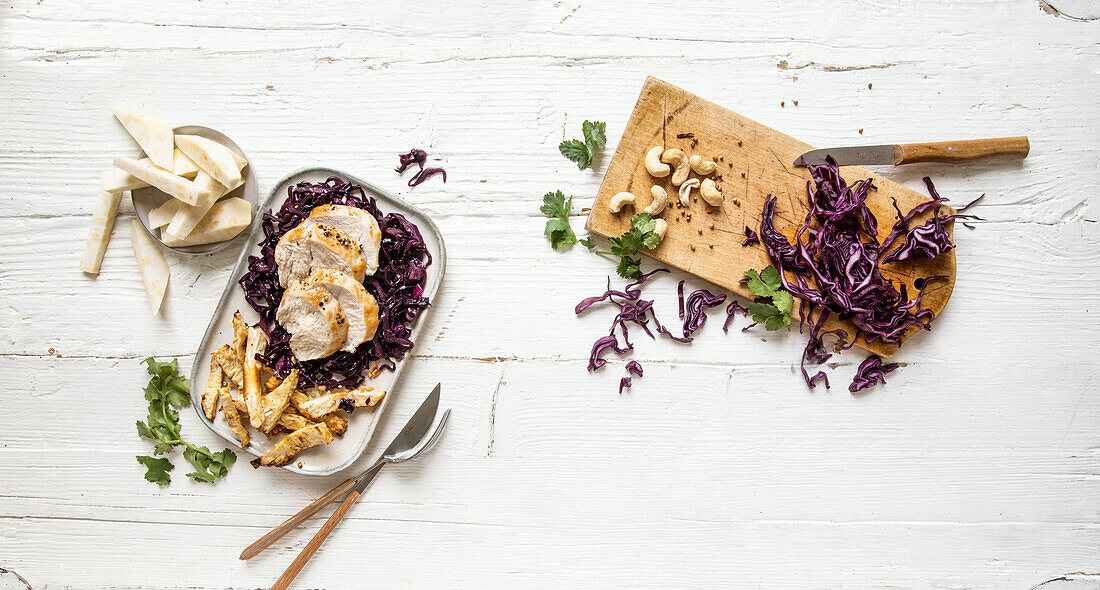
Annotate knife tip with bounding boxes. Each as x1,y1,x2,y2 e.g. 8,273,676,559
792,156,806,167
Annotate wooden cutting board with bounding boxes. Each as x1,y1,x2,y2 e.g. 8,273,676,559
585,77,958,358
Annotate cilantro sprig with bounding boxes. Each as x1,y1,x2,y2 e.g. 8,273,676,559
744,266,794,330
595,212,663,279
559,120,607,170
541,190,580,249
135,358,236,485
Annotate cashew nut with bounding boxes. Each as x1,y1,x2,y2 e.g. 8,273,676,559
678,178,700,207
644,185,668,216
652,218,668,243
700,178,723,206
689,154,717,176
609,192,636,213
644,146,670,178
660,148,690,186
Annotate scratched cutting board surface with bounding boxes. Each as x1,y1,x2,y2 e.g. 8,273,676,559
586,77,958,358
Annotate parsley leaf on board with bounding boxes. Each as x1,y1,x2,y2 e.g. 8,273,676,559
600,212,663,279
135,358,236,485
744,265,793,330
540,190,579,249
578,237,595,250
558,120,607,170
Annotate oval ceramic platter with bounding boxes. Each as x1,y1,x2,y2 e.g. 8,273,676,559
188,167,446,476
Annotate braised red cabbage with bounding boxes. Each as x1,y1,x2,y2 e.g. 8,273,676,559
239,177,431,389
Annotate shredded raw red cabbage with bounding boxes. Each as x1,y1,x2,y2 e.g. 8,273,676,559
849,354,899,392
239,177,431,389
619,360,644,393
579,270,693,392
742,225,760,247
723,300,748,333
881,179,982,264
759,156,967,389
681,288,726,338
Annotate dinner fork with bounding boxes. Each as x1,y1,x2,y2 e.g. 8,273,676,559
241,385,449,588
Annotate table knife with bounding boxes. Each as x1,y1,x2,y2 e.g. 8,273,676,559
793,136,1029,167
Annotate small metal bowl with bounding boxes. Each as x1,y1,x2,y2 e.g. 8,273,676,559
131,125,258,255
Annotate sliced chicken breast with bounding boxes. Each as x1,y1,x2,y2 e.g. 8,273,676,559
305,268,380,352
275,223,367,287
307,205,382,276
276,280,348,361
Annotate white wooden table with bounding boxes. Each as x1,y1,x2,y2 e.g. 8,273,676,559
2,1,1098,588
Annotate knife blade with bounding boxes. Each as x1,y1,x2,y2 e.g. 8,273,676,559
793,136,1030,167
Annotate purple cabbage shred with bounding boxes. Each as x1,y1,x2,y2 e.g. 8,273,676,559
395,149,427,173
396,148,447,187
682,289,726,338
881,179,982,264
619,360,644,393
849,354,899,392
239,177,431,389
742,225,760,247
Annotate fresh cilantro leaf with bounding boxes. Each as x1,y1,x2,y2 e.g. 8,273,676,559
541,190,578,249
617,255,642,279
578,237,595,249
744,268,776,299
743,266,793,330
136,455,174,486
558,120,607,170
601,213,663,278
136,358,235,486
558,140,591,170
772,290,794,316
582,120,607,153
539,190,570,218
765,314,790,331
759,265,782,292
748,301,780,323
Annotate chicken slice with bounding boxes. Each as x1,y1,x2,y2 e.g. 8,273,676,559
202,362,223,420
243,326,268,428
296,386,386,420
250,423,333,468
259,369,299,433
306,204,382,276
305,268,380,351
212,344,244,388
274,223,366,288
276,280,348,361
219,387,249,448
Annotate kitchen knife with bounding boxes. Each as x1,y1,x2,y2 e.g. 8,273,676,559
793,136,1029,167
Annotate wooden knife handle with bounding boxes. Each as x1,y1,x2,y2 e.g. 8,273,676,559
239,478,356,560
271,489,362,590
893,136,1029,165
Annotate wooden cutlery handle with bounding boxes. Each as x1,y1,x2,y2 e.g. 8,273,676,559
271,489,362,590
893,136,1029,165
240,478,356,561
